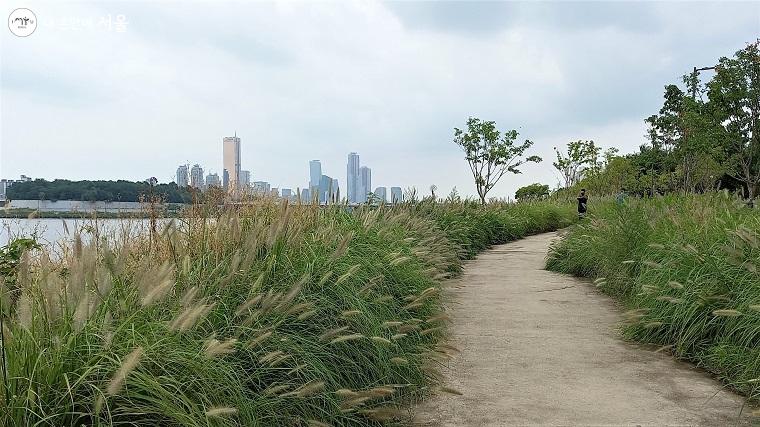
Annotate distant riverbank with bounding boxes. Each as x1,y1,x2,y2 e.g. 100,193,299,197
1,199,186,218
0,208,177,219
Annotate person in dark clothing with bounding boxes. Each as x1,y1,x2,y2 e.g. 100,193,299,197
577,189,588,218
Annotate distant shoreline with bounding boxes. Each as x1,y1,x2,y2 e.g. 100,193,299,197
0,208,180,219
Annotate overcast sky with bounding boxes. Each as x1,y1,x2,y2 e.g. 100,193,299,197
2,1,759,198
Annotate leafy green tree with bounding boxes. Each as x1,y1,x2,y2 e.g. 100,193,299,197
453,117,541,204
553,140,601,188
708,41,760,200
6,179,193,203
515,183,549,200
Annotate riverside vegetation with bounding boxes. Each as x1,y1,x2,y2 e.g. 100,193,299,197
547,193,760,402
0,199,573,426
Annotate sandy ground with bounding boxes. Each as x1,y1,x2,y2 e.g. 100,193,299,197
413,232,753,426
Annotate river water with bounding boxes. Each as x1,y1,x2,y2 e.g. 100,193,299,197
0,218,164,248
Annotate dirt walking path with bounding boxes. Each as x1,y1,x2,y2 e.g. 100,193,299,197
414,232,752,426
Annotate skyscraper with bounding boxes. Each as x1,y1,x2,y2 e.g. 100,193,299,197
319,175,332,204
309,160,322,198
346,152,360,204
176,164,189,187
223,135,241,191
374,186,387,203
240,170,251,189
391,187,403,204
332,178,339,203
359,166,371,203
281,188,292,199
205,173,221,188
190,164,204,189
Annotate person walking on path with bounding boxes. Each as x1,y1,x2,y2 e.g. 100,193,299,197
577,189,588,218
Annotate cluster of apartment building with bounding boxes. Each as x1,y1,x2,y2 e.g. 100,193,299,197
0,175,33,201
175,135,404,205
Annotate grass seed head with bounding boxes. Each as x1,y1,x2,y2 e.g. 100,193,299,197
204,337,238,358
107,346,144,396
330,333,364,344
205,407,238,418
712,309,742,317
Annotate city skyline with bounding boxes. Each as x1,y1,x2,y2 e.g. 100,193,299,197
172,138,402,203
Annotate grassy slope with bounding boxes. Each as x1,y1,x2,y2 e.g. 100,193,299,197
1,200,573,426
546,193,760,401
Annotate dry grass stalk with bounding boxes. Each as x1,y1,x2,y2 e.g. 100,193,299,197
264,384,291,395
341,310,361,318
318,271,333,287
319,326,349,342
336,264,361,286
371,336,392,345
335,389,358,398
259,350,285,364
107,346,144,396
205,406,238,418
281,380,325,398
204,337,238,358
382,321,403,328
139,262,175,306
287,363,307,375
713,309,742,317
389,357,408,366
330,334,364,344
297,309,318,320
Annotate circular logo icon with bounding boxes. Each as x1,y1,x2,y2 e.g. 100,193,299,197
8,8,37,37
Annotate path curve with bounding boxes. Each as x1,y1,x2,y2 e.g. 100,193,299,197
414,232,751,426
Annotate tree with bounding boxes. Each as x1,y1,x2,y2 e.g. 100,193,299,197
553,140,601,188
453,117,541,204
515,183,549,200
707,41,760,201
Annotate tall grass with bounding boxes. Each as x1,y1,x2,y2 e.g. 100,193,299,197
546,192,760,401
1,199,573,426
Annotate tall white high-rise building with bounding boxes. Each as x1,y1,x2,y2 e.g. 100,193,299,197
190,164,204,189
391,187,403,204
176,164,189,187
223,135,241,191
359,166,371,203
346,152,360,204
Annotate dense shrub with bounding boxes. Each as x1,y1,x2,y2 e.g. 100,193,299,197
1,199,573,426
547,193,760,400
